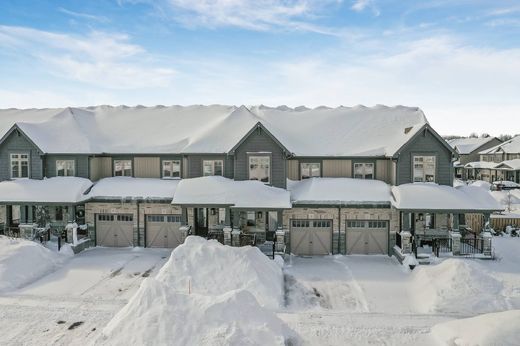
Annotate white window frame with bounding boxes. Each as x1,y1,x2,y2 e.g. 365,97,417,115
114,160,133,177
301,163,321,179
353,163,374,179
162,160,181,179
248,155,270,184
56,159,75,177
10,153,29,179
413,155,436,182
202,160,224,176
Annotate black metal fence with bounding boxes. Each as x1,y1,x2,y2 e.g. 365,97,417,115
432,238,452,257
460,237,484,255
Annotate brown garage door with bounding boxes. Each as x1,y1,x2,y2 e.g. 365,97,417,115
290,219,332,256
146,215,183,248
346,220,388,255
96,214,134,247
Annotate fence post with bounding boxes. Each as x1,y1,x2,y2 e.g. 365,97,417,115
58,236,61,251
399,231,412,254
482,231,492,256
450,231,461,256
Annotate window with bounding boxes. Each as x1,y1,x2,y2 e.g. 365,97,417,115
162,160,181,178
56,160,75,176
203,160,223,176
301,163,321,179
114,160,132,176
10,153,29,178
249,156,270,183
413,156,436,182
354,163,374,179
55,206,69,221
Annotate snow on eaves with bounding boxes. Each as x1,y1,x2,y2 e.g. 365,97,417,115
287,178,391,205
0,104,428,157
84,177,180,201
480,135,520,154
172,176,291,209
448,137,496,155
0,177,92,204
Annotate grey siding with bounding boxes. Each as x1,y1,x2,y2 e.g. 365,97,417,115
44,155,89,178
397,128,454,186
233,127,286,188
0,129,43,181
458,138,502,165
186,154,234,179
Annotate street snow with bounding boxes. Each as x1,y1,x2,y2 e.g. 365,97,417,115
1,236,520,345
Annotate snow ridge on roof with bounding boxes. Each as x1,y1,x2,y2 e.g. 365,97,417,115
0,104,428,157
448,137,496,155
480,135,520,155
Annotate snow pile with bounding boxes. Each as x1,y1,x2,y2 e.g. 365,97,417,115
469,180,492,190
431,310,520,346
0,236,71,293
100,237,290,345
410,259,508,314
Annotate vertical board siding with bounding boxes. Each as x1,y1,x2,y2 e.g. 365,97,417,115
45,155,89,178
376,159,392,184
287,160,299,180
89,157,112,181
0,130,43,181
323,159,352,177
397,129,453,186
233,127,286,188
134,157,160,178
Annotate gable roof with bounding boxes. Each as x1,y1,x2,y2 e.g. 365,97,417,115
0,124,44,153
480,135,520,155
494,159,520,170
0,104,428,156
448,137,498,155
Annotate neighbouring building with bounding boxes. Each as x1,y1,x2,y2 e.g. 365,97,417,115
448,137,502,180
0,105,503,257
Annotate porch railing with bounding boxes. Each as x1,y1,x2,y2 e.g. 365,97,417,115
460,237,484,255
432,238,452,257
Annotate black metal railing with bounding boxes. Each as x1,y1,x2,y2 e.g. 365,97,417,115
432,238,452,257
460,237,484,255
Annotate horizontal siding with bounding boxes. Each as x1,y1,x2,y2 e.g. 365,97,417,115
0,129,43,181
45,155,89,178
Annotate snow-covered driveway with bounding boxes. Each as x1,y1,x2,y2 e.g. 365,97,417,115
280,255,454,346
0,247,170,346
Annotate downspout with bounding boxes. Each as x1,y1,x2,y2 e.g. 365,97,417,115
338,204,342,255
137,200,141,247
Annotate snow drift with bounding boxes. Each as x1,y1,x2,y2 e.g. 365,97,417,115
100,237,290,345
431,310,520,346
410,259,508,314
0,236,70,293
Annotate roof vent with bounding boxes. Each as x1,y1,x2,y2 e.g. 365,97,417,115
404,126,413,134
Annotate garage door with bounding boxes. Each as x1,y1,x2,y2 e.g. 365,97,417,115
290,219,332,256
346,220,388,255
96,214,134,247
146,215,183,248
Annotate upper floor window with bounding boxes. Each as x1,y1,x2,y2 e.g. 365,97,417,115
354,163,374,179
413,156,435,182
249,156,270,183
163,160,181,178
203,160,223,176
56,160,75,176
10,153,29,179
114,160,132,177
301,163,320,179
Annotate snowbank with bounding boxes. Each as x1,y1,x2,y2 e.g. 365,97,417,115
0,236,71,293
431,310,520,346
469,180,492,190
155,236,284,308
410,259,508,314
100,237,290,345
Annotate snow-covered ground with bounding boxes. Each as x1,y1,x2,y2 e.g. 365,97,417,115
1,236,519,345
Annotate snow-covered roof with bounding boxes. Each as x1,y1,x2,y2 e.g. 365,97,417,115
391,183,503,211
172,176,291,209
0,104,428,157
84,177,179,201
448,137,496,155
480,135,520,155
0,177,92,204
464,161,497,169
494,159,520,170
287,178,391,205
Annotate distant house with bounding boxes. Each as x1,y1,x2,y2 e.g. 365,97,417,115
0,105,502,258
448,137,501,179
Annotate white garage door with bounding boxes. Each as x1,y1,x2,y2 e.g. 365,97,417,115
96,214,134,247
346,220,388,255
290,219,332,256
146,215,183,248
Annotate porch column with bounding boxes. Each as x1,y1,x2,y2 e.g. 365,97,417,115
451,231,461,256
277,210,283,230
483,213,491,233
27,205,34,224
453,213,459,230
181,207,188,225
483,231,492,256
224,207,231,227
